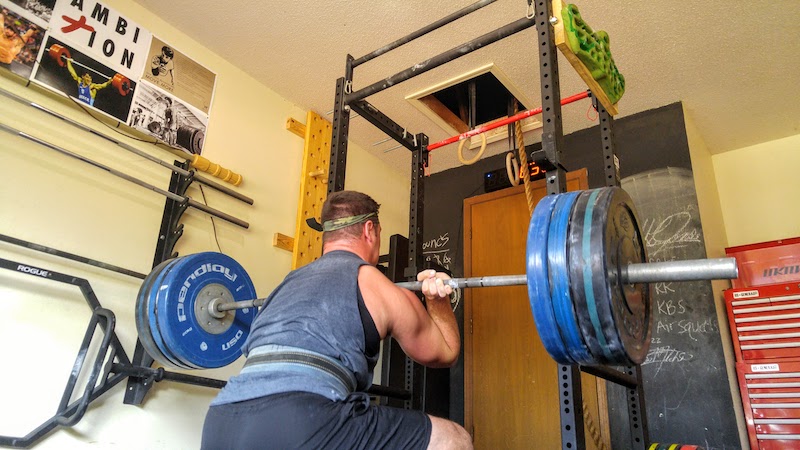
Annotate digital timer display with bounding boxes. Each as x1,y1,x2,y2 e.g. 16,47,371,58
520,161,546,181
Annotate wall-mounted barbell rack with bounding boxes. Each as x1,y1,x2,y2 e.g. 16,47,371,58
0,75,258,444
0,82,254,405
326,0,645,448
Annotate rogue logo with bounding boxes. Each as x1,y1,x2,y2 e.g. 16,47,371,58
16,264,49,277
176,264,238,322
763,264,800,277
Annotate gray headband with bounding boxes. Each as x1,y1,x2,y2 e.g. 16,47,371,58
322,212,378,232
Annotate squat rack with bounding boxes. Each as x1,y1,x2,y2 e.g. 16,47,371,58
326,1,647,449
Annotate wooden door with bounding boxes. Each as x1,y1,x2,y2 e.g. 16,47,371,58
464,169,610,449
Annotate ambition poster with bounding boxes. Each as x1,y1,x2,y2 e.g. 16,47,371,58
0,0,216,154
30,0,150,120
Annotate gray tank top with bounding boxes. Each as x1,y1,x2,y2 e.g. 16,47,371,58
211,250,380,405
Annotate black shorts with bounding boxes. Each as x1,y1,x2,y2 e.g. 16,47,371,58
201,391,432,450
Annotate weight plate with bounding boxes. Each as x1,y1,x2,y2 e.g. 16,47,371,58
155,252,258,368
547,191,593,364
150,258,201,369
603,187,651,364
135,258,194,370
569,189,614,364
577,187,651,365
135,258,172,364
150,257,205,369
527,194,574,364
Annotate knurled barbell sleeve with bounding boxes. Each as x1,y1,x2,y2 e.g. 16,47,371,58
623,257,737,284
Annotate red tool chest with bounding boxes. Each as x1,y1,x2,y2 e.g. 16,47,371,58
726,283,800,362
726,237,800,289
737,361,800,449
725,237,800,448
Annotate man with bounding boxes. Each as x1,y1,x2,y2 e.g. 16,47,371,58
146,96,169,139
0,11,35,66
162,97,176,145
202,191,472,449
66,58,111,106
150,45,175,85
129,107,144,128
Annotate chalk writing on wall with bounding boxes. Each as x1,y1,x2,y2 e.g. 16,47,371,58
422,232,461,311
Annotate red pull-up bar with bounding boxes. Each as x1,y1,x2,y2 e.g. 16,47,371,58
427,90,591,151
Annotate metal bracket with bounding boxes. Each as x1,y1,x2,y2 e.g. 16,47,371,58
125,160,192,405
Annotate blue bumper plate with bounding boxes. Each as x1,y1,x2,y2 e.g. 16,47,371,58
527,194,573,364
154,252,258,368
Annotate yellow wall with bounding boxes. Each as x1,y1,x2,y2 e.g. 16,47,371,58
688,114,800,450
713,133,800,247
0,0,409,447
683,106,748,448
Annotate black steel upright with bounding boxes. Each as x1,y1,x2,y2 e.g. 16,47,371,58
532,1,583,448
597,98,649,449
598,100,621,187
124,161,192,405
535,0,567,194
328,56,355,194
405,135,429,279
405,135,431,411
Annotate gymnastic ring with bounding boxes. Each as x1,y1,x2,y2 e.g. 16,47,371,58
506,152,520,186
457,133,487,165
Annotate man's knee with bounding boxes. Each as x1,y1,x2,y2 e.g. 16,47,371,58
428,416,472,449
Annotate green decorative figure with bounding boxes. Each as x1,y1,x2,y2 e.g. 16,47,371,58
562,3,626,104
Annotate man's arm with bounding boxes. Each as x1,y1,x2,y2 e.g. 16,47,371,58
360,267,460,368
66,59,80,82
92,78,112,90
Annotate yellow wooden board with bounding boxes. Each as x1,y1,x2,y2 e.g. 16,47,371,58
272,232,294,252
291,110,331,269
552,0,619,116
285,117,306,138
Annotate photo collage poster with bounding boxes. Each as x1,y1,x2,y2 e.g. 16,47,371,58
0,0,216,154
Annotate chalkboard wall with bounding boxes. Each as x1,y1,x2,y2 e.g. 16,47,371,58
421,102,740,448
620,167,738,449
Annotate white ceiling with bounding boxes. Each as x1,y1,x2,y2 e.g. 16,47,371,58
135,0,800,175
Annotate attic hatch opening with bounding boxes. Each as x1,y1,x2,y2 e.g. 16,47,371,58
428,72,525,130
406,64,541,150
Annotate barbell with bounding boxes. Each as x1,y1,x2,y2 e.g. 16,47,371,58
211,259,733,312
47,44,132,97
135,187,738,369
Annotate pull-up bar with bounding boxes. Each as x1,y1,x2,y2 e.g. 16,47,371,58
346,16,536,104
427,91,590,151
352,0,497,68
